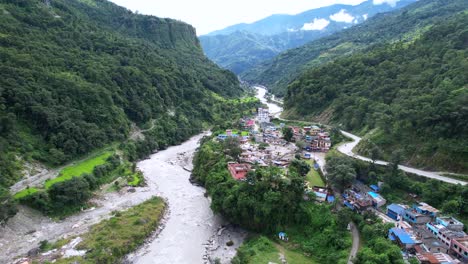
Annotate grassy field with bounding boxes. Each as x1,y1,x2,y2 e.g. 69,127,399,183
306,160,325,187
13,187,38,199
234,236,315,264
55,197,166,264
45,151,113,189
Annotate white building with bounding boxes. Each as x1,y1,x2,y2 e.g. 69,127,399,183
258,108,270,123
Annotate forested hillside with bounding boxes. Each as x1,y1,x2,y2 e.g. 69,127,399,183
201,0,416,75
0,0,247,222
242,0,468,97
285,13,468,172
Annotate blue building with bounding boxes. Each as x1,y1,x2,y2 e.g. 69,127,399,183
386,204,408,221
388,228,416,249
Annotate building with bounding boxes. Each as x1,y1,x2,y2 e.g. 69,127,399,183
405,208,433,225
258,108,270,123
450,236,468,262
436,217,464,232
343,190,372,213
227,163,251,180
387,204,409,221
389,227,417,249
414,203,440,218
416,252,460,264
367,191,386,208
310,125,321,136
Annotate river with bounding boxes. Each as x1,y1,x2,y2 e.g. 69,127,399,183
1,87,283,264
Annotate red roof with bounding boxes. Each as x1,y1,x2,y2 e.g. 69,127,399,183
228,163,251,180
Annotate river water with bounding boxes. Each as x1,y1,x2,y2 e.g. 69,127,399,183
1,87,281,264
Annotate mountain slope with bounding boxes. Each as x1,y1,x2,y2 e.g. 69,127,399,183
0,0,247,221
242,0,468,97
284,13,468,172
201,0,416,74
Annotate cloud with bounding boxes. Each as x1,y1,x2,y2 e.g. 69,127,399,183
329,9,354,23
301,18,330,31
363,14,368,20
287,28,299,32
373,0,400,7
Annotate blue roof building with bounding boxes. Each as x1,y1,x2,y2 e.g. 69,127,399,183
388,228,416,249
387,204,408,221
370,184,380,192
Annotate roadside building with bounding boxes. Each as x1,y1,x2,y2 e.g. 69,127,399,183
436,217,464,232
310,125,321,136
404,208,433,225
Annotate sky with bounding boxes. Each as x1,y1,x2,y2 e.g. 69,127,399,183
109,0,372,35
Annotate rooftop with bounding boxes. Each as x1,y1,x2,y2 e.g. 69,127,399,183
416,202,439,214
390,227,415,244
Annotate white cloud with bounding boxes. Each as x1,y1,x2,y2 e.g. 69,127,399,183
363,14,368,20
301,18,330,30
287,28,299,32
373,0,400,7
329,9,355,23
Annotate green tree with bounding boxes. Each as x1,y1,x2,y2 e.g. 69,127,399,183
326,157,356,191
282,127,294,142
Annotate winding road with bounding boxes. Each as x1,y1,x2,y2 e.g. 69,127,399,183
337,130,467,186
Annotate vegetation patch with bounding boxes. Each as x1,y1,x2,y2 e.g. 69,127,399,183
45,151,113,189
13,187,38,200
305,162,325,187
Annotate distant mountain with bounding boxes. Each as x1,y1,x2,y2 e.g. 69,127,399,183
200,0,416,74
242,0,468,97
284,12,468,172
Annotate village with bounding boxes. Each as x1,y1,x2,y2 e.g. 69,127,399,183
217,106,468,264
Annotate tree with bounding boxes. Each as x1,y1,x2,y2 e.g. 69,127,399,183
289,159,311,177
282,127,293,142
223,137,242,161
370,144,381,164
326,157,356,191
48,177,91,209
0,187,17,225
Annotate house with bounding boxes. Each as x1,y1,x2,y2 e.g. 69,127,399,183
319,137,331,151
387,204,409,220
404,208,433,225
389,227,417,249
438,229,466,247
310,125,321,136
414,203,440,217
312,186,328,203
370,184,380,192
416,252,460,264
436,217,464,232
304,152,312,159
450,236,468,262
343,189,373,213
227,163,251,180
258,108,270,123
367,191,386,208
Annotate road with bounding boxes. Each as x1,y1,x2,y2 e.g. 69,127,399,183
337,130,467,186
347,222,360,264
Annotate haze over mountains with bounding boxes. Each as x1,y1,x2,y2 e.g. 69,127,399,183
200,0,417,74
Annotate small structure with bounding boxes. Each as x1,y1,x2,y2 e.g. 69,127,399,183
370,184,380,192
436,216,464,232
278,232,289,241
414,203,440,218
227,163,251,180
389,227,417,249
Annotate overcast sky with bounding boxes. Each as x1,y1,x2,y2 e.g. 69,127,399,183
109,0,372,35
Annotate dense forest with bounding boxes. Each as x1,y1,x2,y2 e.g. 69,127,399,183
242,0,468,97
0,0,253,223
285,13,468,172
